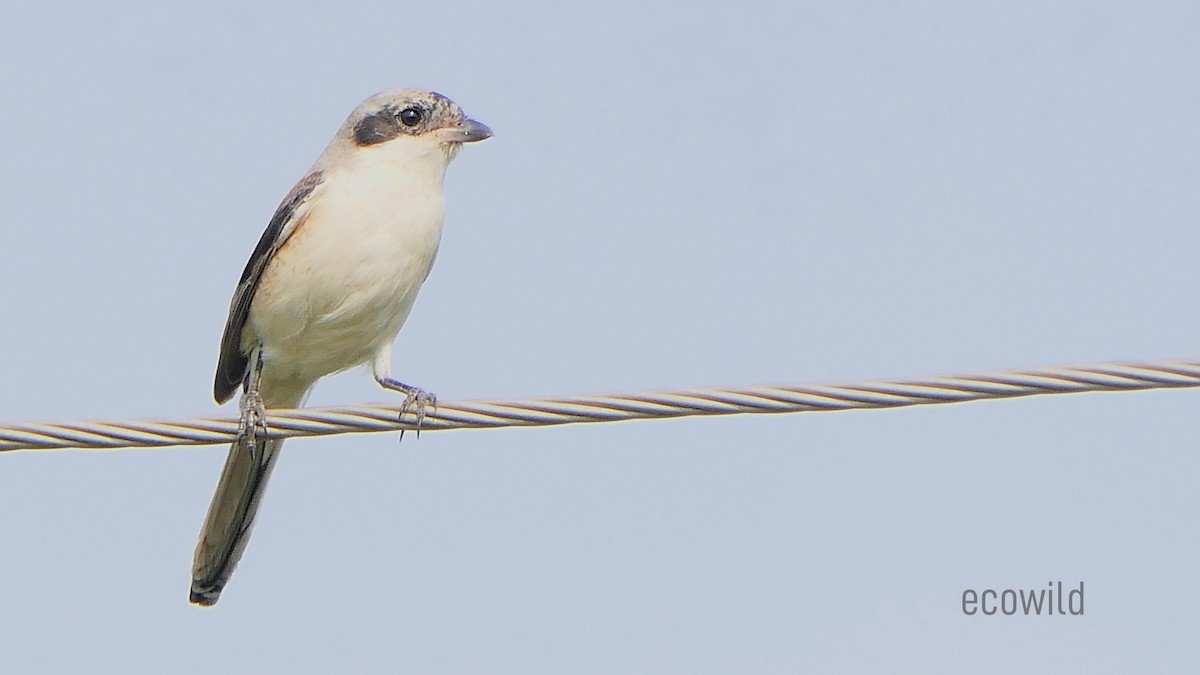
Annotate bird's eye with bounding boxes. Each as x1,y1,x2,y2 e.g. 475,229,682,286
397,107,423,127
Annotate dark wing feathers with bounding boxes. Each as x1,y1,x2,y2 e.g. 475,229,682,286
213,171,325,403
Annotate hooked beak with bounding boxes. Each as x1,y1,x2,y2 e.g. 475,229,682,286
438,118,493,144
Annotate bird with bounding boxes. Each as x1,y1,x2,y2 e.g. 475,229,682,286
191,88,492,606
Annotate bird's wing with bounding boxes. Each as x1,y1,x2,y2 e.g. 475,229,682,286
213,171,325,403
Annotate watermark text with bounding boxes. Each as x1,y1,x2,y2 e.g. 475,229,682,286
962,581,1084,616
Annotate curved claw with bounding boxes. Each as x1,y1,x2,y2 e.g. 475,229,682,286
238,389,268,454
378,377,437,442
398,388,437,441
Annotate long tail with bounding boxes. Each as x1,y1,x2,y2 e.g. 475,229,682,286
190,381,309,606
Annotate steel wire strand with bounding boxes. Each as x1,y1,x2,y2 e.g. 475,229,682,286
2,360,1198,453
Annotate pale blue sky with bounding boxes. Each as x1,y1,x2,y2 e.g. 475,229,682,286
1,1,1198,672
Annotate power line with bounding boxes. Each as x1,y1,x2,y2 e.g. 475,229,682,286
3,359,1197,453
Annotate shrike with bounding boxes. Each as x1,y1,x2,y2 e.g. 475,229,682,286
191,88,491,606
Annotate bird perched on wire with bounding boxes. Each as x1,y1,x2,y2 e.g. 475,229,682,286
191,88,492,606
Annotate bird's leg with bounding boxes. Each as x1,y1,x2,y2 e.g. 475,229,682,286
372,344,436,441
238,347,268,454
378,377,437,441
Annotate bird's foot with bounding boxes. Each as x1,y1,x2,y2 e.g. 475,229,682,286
238,389,268,452
379,378,437,441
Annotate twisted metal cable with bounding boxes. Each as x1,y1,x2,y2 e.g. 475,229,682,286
3,359,1198,453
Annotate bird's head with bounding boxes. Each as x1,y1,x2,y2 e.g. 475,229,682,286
346,88,492,163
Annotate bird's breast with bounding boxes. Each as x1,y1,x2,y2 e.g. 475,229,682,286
249,163,447,379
